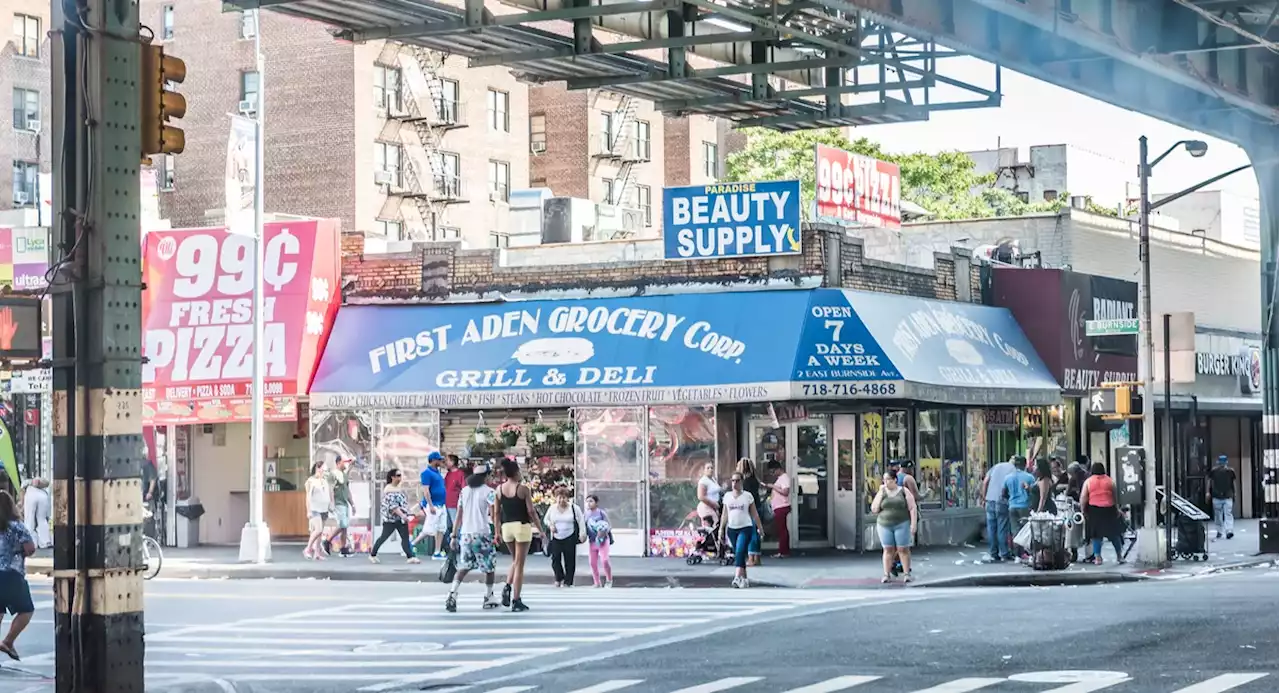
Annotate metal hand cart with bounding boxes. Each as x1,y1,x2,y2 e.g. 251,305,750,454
1158,487,1211,562
1028,515,1069,571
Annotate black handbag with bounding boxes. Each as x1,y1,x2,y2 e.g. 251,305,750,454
437,548,457,584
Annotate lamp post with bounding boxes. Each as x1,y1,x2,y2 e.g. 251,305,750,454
238,7,272,564
1136,135,1250,565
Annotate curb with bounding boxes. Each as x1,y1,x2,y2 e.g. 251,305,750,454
910,570,1150,588
1192,555,1278,576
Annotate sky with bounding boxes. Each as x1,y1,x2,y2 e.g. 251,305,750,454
851,57,1261,201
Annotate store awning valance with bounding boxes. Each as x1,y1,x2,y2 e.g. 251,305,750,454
310,289,1061,410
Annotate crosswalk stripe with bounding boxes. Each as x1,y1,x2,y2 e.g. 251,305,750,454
782,675,882,692
564,680,646,693
143,660,487,669
483,687,537,693
670,678,764,693
1169,674,1269,693
214,625,667,635
908,678,1006,693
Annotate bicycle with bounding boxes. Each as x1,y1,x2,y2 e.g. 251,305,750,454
141,507,162,580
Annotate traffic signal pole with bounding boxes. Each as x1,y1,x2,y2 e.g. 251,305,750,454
50,0,147,689
1136,136,1163,566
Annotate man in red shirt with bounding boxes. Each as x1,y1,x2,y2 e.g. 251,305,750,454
444,454,466,537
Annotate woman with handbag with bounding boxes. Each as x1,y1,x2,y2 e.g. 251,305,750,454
543,487,586,586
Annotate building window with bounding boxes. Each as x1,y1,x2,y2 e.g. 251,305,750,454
602,178,616,205
487,89,509,132
637,184,652,226
438,226,461,241
375,219,403,240
488,160,510,202
240,71,260,109
529,114,546,153
161,5,174,39
374,142,402,187
702,141,719,179
438,152,461,196
600,111,614,149
12,88,38,131
634,120,651,160
157,154,175,190
239,10,257,39
435,78,460,122
13,14,39,58
374,66,401,112
1043,189,1059,201
11,160,36,205
490,232,509,249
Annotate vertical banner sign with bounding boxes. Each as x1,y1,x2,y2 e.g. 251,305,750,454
12,228,49,292
141,220,342,425
814,144,902,230
662,180,802,260
225,115,256,235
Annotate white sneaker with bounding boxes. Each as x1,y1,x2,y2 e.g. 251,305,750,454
483,594,502,610
740,577,750,588
605,579,613,589
731,577,742,588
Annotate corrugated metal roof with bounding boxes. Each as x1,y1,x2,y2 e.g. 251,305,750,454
236,0,932,129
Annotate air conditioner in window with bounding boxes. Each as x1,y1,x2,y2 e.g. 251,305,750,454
25,120,40,133
13,192,29,205
489,190,507,203
530,141,546,154
238,100,257,115
374,170,395,186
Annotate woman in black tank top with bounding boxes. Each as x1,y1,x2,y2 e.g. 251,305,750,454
497,459,538,612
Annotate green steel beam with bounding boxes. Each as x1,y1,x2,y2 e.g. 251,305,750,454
736,100,919,127
654,77,933,111
340,0,680,42
466,30,769,68
565,55,859,89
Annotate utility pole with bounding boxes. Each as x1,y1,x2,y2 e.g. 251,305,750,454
239,8,272,563
1136,137,1160,551
50,0,146,689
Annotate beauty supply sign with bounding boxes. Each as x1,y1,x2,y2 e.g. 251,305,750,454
663,180,802,260
814,144,902,230
141,220,341,424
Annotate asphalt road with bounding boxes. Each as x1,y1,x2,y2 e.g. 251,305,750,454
0,565,1273,693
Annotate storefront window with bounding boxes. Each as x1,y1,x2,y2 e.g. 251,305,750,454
987,408,1019,465
884,410,908,461
1022,406,1048,461
861,413,884,513
376,410,442,508
1046,404,1071,462
647,405,716,557
915,410,943,510
941,410,966,509
965,410,987,507
575,407,645,556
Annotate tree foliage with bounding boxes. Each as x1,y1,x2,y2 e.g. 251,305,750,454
724,128,1075,222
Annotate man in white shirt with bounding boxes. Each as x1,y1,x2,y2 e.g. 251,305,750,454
979,455,1020,562
446,464,503,612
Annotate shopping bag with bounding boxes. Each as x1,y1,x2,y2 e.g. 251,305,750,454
437,548,457,584
1013,522,1033,550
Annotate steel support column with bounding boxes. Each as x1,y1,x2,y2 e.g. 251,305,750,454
1254,149,1279,554
50,0,147,688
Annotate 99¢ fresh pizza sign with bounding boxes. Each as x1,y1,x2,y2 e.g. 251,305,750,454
141,220,341,424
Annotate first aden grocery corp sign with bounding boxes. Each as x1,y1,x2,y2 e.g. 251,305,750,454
141,220,341,425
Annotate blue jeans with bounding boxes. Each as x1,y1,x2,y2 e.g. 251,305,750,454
726,526,756,569
986,500,1011,559
1212,497,1234,535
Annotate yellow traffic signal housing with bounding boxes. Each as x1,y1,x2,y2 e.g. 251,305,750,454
140,44,187,157
1101,381,1143,420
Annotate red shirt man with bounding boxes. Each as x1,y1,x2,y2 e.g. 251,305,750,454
444,454,466,533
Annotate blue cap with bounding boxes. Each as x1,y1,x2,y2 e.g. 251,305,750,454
1217,454,1229,465
427,451,444,462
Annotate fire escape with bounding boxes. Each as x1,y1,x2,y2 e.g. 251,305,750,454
592,93,648,238
377,43,467,241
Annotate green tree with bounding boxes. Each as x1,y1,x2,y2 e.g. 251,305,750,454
723,128,1062,221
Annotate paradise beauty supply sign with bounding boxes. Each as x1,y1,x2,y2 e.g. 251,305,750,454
663,180,803,260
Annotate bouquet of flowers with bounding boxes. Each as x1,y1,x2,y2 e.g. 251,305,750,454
498,423,523,448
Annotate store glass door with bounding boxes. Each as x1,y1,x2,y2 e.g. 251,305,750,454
748,419,830,548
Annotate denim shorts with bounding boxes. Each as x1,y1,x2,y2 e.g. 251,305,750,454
877,521,913,548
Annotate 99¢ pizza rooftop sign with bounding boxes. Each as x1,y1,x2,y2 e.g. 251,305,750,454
141,220,341,425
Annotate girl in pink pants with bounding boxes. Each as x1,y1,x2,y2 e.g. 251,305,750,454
584,495,613,588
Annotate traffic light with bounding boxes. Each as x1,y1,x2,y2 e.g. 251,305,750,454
1100,381,1144,420
140,43,187,158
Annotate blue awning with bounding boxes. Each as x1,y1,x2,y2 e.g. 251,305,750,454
310,289,1061,409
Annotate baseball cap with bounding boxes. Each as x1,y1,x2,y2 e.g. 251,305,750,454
427,451,444,462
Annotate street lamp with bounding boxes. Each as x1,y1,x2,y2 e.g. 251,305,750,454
1135,135,1251,566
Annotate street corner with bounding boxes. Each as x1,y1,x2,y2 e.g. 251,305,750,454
909,568,1151,589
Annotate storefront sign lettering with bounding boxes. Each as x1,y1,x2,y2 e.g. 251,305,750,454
663,180,803,260
370,306,745,382
893,304,1031,368
1093,297,1136,321
312,384,779,410
1062,368,1138,392
141,221,340,423
1196,352,1245,377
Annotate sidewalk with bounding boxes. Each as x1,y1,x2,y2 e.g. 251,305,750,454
28,520,1275,589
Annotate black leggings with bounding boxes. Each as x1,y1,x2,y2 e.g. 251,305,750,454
548,536,577,585
371,521,412,558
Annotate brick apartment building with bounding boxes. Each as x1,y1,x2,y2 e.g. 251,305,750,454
144,0,736,248
1,0,51,214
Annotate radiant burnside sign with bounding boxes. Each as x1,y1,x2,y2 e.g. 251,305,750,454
141,220,341,424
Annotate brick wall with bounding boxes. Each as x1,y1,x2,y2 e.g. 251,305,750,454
663,116,691,187
341,224,970,305
141,0,357,229
0,32,52,210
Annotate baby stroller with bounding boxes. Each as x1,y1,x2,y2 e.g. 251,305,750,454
685,515,733,566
